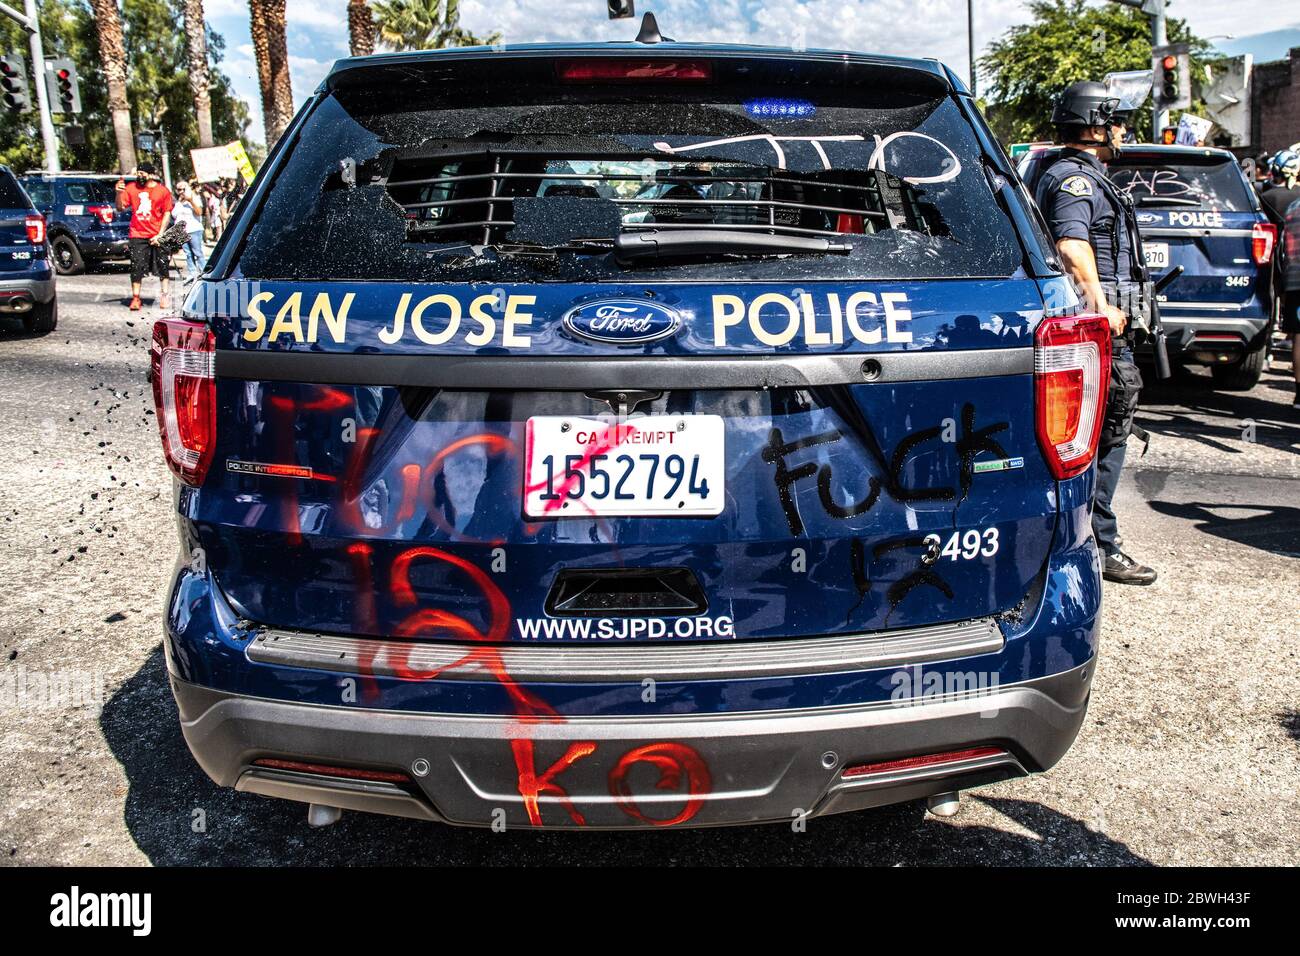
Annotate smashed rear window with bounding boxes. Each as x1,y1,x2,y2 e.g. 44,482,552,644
234,55,1023,282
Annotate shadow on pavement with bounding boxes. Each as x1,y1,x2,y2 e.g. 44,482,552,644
1144,500,1300,558
1279,711,1300,746
0,317,50,340
102,646,1152,867
1136,370,1300,455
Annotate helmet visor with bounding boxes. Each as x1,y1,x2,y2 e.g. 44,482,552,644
1096,96,1126,126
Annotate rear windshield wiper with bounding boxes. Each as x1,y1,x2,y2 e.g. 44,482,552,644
614,229,852,264
492,238,614,257
1135,195,1201,207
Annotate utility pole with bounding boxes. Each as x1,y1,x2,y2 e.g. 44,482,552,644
160,133,171,190
0,0,60,173
1149,0,1167,139
1113,0,1170,142
968,0,976,97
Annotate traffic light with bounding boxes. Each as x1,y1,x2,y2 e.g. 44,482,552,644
1151,43,1190,112
44,59,81,115
1160,126,1177,145
0,55,31,114
607,0,634,18
1158,54,1178,100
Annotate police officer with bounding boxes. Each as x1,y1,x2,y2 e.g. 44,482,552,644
1035,81,1157,586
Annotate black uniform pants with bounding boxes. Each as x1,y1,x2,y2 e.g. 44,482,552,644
1092,341,1133,555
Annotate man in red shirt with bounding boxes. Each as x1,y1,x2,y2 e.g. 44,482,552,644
115,164,174,311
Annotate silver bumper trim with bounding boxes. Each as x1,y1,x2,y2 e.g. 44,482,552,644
246,617,1005,682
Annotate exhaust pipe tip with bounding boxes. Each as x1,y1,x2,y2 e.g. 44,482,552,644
307,803,343,828
926,791,962,817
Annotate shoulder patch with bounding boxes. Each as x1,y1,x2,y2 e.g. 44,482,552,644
1060,175,1093,197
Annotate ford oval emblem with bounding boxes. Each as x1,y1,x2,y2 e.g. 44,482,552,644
1137,212,1160,225
562,298,682,345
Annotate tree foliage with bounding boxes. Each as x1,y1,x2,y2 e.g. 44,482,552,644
979,0,1210,145
1,0,249,176
371,0,499,52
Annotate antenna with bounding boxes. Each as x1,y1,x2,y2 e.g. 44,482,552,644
635,11,670,43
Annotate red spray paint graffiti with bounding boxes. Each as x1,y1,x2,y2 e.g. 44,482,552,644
349,544,711,827
609,742,712,827
260,389,710,826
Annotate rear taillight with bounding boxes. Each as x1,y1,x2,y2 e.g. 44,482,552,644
150,318,216,486
1034,313,1112,479
87,203,115,225
1251,222,1276,266
24,214,45,244
556,59,713,83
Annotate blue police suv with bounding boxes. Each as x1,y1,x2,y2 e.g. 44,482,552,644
1021,144,1276,391
0,165,56,334
19,172,130,275
151,40,1112,829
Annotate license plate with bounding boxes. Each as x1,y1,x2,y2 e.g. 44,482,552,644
524,415,724,518
1144,242,1169,269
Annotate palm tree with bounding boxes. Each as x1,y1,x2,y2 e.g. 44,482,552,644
371,0,497,52
248,0,294,145
183,0,213,148
89,0,137,173
348,0,376,57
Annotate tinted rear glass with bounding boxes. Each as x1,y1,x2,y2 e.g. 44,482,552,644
21,180,54,206
0,171,31,209
1108,155,1254,211
63,180,115,204
235,56,1023,283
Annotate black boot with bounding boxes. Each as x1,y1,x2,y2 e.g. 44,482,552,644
1103,550,1157,586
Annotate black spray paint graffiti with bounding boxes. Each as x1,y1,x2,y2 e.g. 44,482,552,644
849,536,953,624
762,402,1008,533
764,403,1009,619
888,403,1010,505
761,427,881,536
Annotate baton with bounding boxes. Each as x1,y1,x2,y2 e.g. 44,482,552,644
1149,265,1182,380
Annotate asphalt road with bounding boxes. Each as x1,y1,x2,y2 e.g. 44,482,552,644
1,271,1297,866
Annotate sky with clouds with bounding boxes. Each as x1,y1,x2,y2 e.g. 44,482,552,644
201,0,1300,143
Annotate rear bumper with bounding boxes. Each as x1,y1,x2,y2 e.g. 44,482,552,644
81,236,129,259
171,661,1092,829
1155,306,1270,338
0,275,55,310
1138,310,1272,363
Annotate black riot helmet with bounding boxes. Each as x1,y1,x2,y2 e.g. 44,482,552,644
1051,80,1133,153
1051,81,1132,129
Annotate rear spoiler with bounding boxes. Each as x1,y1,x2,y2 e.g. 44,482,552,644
322,43,953,93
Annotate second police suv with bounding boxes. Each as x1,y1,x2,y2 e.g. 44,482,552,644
149,26,1116,828
1021,137,1278,392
